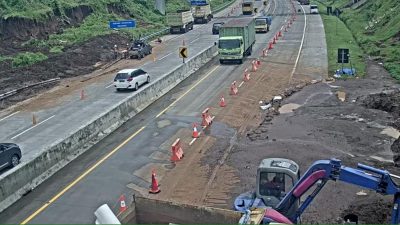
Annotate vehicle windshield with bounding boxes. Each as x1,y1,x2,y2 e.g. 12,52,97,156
259,172,294,198
219,39,241,49
213,23,223,28
310,5,318,9
115,73,129,80
243,3,252,7
255,19,266,25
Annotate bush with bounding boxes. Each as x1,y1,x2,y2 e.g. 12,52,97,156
12,52,48,68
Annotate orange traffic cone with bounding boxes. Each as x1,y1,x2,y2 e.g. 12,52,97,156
220,96,226,107
268,42,273,50
278,31,282,37
149,169,161,194
192,123,199,138
251,60,258,72
118,195,127,213
272,37,276,44
256,58,261,66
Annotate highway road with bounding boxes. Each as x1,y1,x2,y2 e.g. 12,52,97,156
0,0,306,223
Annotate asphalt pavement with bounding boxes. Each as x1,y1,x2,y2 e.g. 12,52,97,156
0,0,330,223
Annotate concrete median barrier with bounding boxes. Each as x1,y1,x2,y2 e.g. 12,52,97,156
0,44,218,213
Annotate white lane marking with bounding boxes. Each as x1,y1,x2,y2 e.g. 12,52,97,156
189,130,203,146
238,81,245,88
0,111,20,122
289,4,306,84
11,115,55,140
159,52,173,61
190,37,200,44
105,83,114,89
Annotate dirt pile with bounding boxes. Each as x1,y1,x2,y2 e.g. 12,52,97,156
360,90,400,117
341,195,392,224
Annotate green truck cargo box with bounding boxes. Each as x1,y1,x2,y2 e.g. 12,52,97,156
218,18,256,64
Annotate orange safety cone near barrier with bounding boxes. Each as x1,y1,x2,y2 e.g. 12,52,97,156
262,49,267,57
170,138,184,162
251,60,258,72
278,30,282,37
201,108,213,127
192,123,199,138
243,69,250,82
230,81,238,95
256,58,261,66
149,169,161,194
118,195,127,213
272,37,276,44
268,42,274,50
219,96,226,107
80,89,85,100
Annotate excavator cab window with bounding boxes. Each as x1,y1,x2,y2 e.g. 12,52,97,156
259,172,294,199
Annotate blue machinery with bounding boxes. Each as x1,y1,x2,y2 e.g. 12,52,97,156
235,158,400,224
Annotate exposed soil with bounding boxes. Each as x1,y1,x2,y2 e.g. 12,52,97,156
136,55,400,224
0,32,131,110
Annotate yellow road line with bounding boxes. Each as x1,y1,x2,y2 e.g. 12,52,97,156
22,60,221,224
155,66,220,118
21,126,146,224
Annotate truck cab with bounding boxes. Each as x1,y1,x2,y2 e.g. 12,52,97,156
219,36,244,63
255,17,271,33
242,0,254,15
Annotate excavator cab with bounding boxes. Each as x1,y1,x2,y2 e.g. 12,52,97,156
256,158,299,212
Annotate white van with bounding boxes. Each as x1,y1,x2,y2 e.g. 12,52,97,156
310,5,319,14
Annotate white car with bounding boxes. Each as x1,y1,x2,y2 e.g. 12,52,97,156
310,5,319,14
113,68,150,91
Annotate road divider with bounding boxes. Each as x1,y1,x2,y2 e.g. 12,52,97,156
201,108,213,128
0,43,218,215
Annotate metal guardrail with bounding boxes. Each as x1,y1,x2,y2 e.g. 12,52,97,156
0,78,61,101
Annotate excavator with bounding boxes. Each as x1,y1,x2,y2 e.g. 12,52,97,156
235,158,400,224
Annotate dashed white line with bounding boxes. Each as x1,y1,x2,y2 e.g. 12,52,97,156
0,111,20,122
190,37,200,44
158,52,173,61
105,83,114,89
238,81,245,88
289,4,307,84
11,115,55,140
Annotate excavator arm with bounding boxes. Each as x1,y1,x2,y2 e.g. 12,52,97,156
273,159,400,224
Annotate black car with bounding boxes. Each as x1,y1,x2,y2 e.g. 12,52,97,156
212,22,225,35
0,143,22,170
128,40,153,59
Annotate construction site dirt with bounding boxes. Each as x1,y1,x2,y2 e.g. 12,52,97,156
134,58,400,224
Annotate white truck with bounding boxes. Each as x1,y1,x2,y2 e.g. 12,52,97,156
192,4,213,24
166,10,194,34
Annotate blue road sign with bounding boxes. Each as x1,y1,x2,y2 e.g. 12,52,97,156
191,0,207,5
109,20,136,29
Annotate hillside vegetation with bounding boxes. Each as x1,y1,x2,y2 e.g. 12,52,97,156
0,0,233,68
317,0,400,80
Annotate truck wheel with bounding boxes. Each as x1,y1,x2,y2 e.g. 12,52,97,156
238,59,243,64
219,59,224,64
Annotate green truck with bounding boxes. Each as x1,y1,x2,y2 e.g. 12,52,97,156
218,18,256,64
166,10,194,34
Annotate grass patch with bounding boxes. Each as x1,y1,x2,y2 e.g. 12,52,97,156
313,0,366,76
11,52,48,68
315,0,400,80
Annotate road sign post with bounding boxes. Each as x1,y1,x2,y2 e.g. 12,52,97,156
179,47,188,63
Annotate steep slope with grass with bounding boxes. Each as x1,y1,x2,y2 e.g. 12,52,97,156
316,0,400,80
